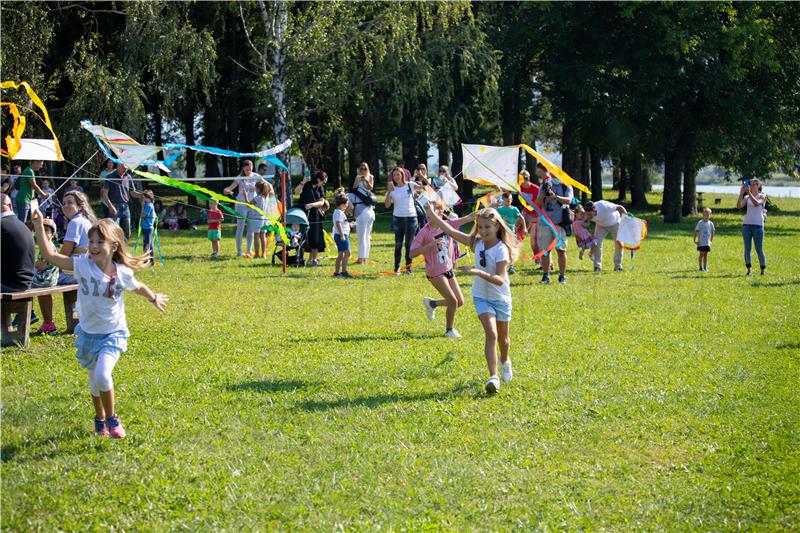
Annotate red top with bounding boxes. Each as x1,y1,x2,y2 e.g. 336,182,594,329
519,182,540,215
208,208,223,230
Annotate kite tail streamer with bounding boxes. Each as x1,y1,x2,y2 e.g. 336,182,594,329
132,169,289,245
1,80,63,160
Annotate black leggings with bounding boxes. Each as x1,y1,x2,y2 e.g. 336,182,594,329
393,216,418,271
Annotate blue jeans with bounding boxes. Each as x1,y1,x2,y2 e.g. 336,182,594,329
393,216,418,271
141,227,154,259
15,198,29,223
742,224,765,268
113,202,131,240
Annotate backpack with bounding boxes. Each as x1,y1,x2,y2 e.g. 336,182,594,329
352,185,376,207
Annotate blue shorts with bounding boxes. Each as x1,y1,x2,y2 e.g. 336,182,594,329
334,233,350,252
473,296,512,322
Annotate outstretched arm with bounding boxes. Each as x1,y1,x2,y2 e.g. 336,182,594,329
132,282,169,313
31,208,74,271
458,259,507,286
424,203,472,246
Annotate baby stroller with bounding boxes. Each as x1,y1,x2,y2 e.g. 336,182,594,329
272,207,309,267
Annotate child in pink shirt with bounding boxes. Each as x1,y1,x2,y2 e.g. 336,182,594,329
572,205,597,260
411,199,476,338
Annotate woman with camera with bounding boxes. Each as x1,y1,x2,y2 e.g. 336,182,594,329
349,162,376,264
737,178,767,276
534,163,573,285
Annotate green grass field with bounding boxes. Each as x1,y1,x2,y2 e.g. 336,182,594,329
2,192,798,530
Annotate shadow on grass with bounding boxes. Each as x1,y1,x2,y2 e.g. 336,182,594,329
226,379,317,393
749,279,800,288
296,384,473,412
1,427,89,464
283,332,443,344
670,272,742,280
776,341,800,350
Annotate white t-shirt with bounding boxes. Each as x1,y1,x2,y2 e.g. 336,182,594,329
471,240,511,303
64,214,93,250
593,201,621,227
235,174,264,202
389,184,417,218
743,195,766,226
332,208,350,236
73,255,140,334
695,220,715,247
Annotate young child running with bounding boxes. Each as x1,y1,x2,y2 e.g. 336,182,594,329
139,190,156,264
207,200,224,257
424,203,519,393
31,210,168,438
411,199,476,338
694,207,715,272
572,204,597,260
332,194,352,277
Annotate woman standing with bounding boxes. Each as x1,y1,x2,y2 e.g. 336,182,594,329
296,170,328,266
432,165,459,192
349,162,376,264
385,167,422,274
223,160,264,257
737,178,767,276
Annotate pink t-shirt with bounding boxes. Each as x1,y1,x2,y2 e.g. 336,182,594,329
572,219,593,242
412,220,458,278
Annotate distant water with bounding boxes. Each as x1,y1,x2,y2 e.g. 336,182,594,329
651,184,800,198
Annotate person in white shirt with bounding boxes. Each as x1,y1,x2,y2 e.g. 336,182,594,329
694,207,715,272
424,203,519,395
584,200,628,272
331,194,352,277
737,178,767,276
385,167,423,274
223,159,265,257
31,214,167,439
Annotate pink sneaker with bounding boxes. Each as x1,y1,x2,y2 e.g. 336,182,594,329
36,322,58,335
106,415,126,439
94,417,109,438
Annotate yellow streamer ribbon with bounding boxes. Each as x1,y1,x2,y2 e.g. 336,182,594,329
1,80,63,160
519,144,589,194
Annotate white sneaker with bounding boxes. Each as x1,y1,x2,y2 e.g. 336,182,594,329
501,360,513,382
485,375,500,394
444,329,461,338
423,296,435,320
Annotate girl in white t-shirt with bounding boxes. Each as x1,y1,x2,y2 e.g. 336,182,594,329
424,204,519,394
245,180,276,258
31,214,168,439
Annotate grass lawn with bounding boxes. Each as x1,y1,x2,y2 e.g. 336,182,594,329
2,191,798,530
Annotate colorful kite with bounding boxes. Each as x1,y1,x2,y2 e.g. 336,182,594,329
616,215,648,251
1,80,63,161
81,120,291,172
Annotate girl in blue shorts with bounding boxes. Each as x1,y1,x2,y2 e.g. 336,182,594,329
424,204,519,393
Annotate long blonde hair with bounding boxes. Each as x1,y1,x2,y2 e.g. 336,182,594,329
469,207,519,263
88,219,151,270
63,190,97,224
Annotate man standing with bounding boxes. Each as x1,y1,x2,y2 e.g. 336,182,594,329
584,200,628,272
0,193,35,293
16,160,47,223
534,163,573,285
101,162,143,240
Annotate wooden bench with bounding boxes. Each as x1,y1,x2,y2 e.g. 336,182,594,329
1,284,79,347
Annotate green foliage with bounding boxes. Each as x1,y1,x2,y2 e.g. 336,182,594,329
2,192,799,529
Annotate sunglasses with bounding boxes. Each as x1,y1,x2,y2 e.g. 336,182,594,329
479,250,486,267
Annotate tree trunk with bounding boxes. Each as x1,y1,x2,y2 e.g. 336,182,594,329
630,151,648,209
560,114,581,181
682,155,697,216
612,156,620,190
590,145,603,201
362,108,379,183
322,134,340,187
401,105,417,168
525,141,538,181
437,138,449,168
260,0,290,171
416,128,428,172
184,105,198,206
580,146,589,202
452,142,472,215
501,84,521,145
662,149,684,223
617,155,628,202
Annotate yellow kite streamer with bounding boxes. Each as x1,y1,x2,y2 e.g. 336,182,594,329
1,80,63,161
519,144,589,194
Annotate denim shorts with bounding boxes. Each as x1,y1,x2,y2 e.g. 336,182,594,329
473,296,512,322
334,233,350,252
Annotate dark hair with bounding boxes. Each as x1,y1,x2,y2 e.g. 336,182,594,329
257,163,268,171
502,191,512,199
536,162,547,172
312,170,328,184
583,201,595,212
396,160,405,167
335,194,348,207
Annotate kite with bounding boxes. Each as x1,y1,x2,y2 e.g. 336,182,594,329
1,80,64,161
616,214,648,270
462,143,589,194
81,120,291,172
